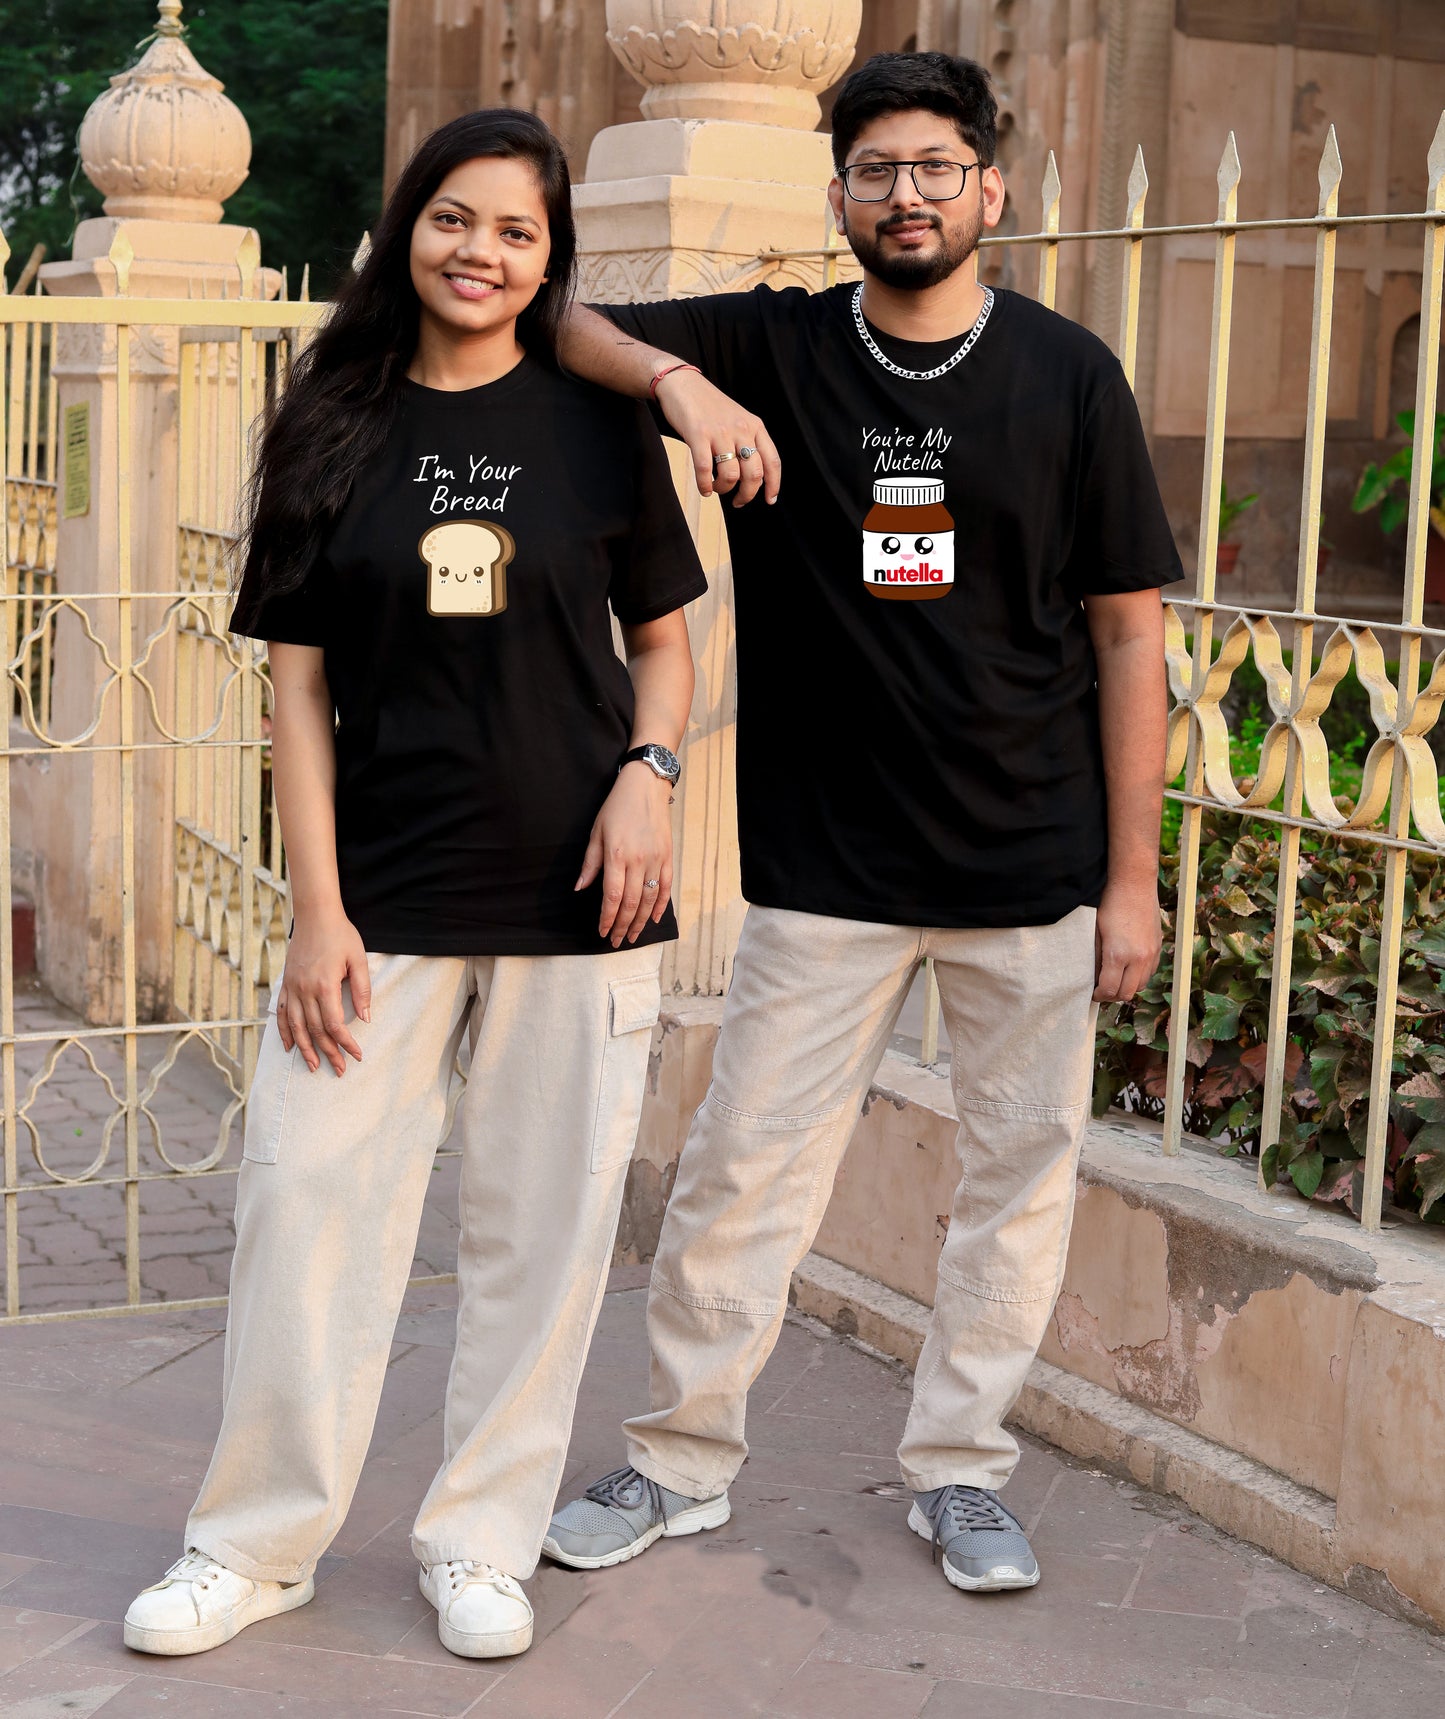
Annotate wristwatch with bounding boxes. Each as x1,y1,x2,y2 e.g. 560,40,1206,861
620,743,681,786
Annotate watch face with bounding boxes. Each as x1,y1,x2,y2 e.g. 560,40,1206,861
645,744,680,780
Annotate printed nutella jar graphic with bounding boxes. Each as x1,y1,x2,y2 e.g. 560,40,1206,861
862,477,954,600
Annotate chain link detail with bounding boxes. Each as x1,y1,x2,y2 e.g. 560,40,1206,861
850,283,994,381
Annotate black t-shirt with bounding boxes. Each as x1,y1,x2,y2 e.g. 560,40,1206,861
603,285,1181,929
230,356,707,956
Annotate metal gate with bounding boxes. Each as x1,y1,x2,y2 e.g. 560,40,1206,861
0,235,320,1322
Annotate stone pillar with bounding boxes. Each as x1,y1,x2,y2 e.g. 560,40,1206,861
576,1,861,997
31,0,277,1023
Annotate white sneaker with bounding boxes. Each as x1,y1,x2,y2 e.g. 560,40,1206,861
419,1560,533,1659
123,1548,315,1655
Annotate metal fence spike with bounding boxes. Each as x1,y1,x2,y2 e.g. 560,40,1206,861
1037,152,1062,307
1126,146,1149,226
1041,151,1062,229
1318,125,1342,209
108,227,135,295
235,228,260,297
1217,132,1242,213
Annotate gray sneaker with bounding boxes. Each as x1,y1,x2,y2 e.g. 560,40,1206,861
542,1465,731,1570
908,1485,1040,1591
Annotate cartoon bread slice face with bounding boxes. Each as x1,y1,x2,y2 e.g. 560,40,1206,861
419,520,516,617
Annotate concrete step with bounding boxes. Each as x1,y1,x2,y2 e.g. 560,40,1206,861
789,1249,1440,1636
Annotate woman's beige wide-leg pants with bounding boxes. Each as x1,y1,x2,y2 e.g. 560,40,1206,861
185,944,662,1583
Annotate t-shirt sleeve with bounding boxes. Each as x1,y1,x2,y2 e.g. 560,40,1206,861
1068,367,1182,595
229,547,334,645
594,290,770,401
609,401,709,625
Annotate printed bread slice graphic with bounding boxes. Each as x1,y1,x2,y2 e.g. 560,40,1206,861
419,520,516,616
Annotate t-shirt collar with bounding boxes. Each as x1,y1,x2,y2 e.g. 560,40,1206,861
400,350,540,409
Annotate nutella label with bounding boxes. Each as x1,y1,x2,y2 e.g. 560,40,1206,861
861,474,955,601
863,530,955,592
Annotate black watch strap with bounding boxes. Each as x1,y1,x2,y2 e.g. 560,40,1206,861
620,743,680,784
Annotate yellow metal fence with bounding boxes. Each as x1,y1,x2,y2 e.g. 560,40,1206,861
0,235,325,1322
2,110,1444,1324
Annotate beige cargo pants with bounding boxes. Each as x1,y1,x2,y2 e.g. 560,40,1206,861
186,943,662,1583
624,905,1098,1500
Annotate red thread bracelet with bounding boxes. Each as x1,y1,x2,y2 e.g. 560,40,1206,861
649,362,701,399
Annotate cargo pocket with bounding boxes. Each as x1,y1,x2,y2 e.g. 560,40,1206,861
241,1002,298,1165
590,971,662,1173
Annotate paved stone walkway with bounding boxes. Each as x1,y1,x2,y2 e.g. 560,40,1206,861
1,1274,1442,1718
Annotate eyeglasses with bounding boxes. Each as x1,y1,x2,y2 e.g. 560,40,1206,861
841,159,982,203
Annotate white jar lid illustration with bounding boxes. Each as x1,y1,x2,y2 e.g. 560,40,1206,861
872,477,946,507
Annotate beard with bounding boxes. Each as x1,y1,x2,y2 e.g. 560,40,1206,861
844,200,986,290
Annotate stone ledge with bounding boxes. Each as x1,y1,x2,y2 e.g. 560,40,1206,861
792,1250,1340,1601
636,1007,1445,1629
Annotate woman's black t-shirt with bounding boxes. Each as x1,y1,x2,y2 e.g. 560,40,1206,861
230,356,708,957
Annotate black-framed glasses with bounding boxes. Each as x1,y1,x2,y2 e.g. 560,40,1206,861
841,159,982,203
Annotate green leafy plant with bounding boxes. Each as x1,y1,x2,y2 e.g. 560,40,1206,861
1218,478,1259,540
1095,813,1445,1223
1352,411,1445,538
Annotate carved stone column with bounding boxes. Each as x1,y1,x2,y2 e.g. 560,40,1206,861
579,2,861,301
30,0,277,1022
575,3,861,997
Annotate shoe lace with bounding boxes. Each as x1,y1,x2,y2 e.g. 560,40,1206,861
925,1487,1022,1566
583,1464,672,1529
441,1559,521,1598
165,1548,226,1592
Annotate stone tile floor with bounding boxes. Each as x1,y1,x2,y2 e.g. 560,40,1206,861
2,1272,1443,1718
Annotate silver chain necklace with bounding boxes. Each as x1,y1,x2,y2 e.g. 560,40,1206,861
850,283,994,381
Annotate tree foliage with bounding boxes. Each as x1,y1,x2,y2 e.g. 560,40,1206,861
0,0,387,297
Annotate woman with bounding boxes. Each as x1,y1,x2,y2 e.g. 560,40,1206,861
122,110,705,1662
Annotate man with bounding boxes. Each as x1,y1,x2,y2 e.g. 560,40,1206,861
544,51,1177,1593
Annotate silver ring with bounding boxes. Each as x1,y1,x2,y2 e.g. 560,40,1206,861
644,878,659,889
712,451,737,466
738,445,757,459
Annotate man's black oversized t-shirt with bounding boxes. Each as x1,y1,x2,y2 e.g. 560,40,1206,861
603,285,1181,929
230,357,707,956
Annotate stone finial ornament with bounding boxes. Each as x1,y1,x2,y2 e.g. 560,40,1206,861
605,0,863,129
78,0,251,223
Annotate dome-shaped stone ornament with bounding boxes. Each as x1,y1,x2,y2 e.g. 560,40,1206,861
78,0,251,224
605,0,862,129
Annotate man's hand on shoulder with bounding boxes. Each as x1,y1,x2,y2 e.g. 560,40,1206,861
1093,874,1163,1003
653,366,781,508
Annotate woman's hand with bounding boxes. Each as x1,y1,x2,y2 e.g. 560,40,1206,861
576,764,675,946
274,907,372,1076
653,368,780,508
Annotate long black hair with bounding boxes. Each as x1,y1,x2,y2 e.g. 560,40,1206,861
238,109,577,608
